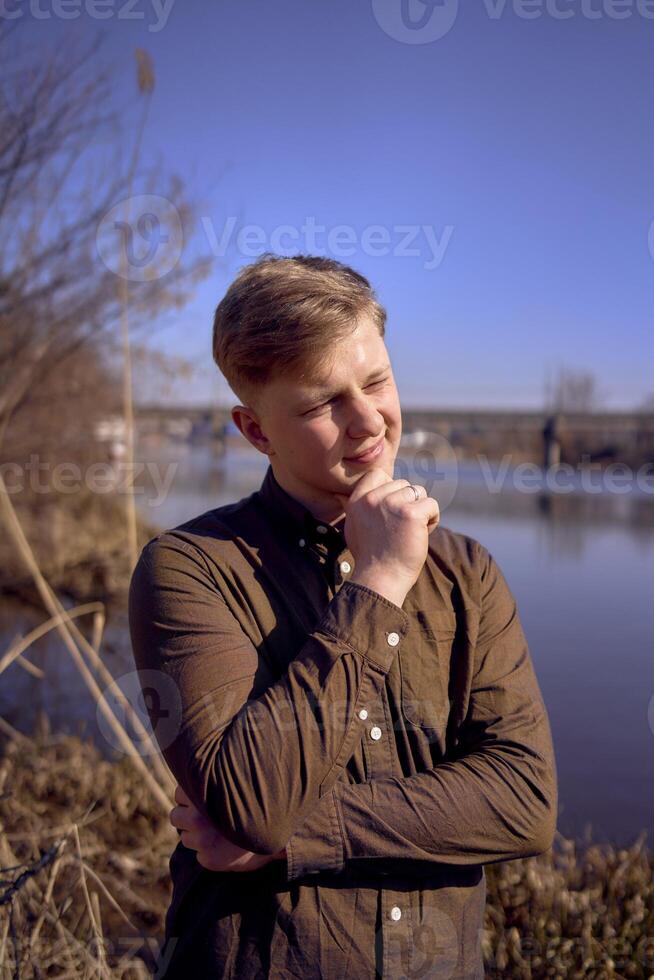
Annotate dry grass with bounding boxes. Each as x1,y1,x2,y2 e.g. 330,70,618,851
0,727,651,979
0,726,175,978
483,829,654,978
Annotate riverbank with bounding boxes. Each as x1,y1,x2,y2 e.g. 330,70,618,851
0,724,652,979
0,489,161,610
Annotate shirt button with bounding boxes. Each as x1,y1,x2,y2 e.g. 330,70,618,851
390,906,402,921
316,525,328,534
358,708,368,720
340,560,351,574
299,538,306,547
370,725,382,741
387,632,400,647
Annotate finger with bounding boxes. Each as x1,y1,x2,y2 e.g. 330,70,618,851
169,805,194,831
347,467,395,506
367,477,415,507
417,497,440,529
174,784,192,805
196,850,224,872
426,496,441,530
180,829,200,851
391,483,427,504
388,493,439,525
355,475,408,501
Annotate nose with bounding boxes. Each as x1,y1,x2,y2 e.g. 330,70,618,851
345,391,384,440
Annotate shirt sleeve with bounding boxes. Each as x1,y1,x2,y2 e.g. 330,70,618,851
284,543,558,880
127,534,409,856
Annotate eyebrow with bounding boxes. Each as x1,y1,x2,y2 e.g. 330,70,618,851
300,364,391,406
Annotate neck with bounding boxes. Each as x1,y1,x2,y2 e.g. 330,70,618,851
271,463,346,524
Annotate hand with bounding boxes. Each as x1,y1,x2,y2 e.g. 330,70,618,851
334,467,440,607
169,784,287,872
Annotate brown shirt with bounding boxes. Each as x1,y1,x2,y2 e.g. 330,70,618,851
128,463,558,979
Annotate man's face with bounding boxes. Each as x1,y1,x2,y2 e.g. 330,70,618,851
233,314,402,521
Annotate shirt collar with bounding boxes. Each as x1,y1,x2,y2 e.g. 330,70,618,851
257,463,346,558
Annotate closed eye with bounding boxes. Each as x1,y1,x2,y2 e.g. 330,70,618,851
302,397,336,416
302,377,390,416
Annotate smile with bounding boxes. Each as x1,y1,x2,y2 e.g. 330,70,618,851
343,437,385,464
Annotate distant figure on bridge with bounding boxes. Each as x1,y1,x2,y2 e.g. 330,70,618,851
543,413,562,469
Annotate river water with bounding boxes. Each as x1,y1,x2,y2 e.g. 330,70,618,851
2,441,653,847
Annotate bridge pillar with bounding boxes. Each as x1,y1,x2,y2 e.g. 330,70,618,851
543,413,562,469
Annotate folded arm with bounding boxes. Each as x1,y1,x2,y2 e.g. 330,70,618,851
128,533,409,856
284,544,558,879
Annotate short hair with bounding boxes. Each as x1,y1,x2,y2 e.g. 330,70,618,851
212,253,387,409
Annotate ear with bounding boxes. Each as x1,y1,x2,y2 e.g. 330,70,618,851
231,405,273,456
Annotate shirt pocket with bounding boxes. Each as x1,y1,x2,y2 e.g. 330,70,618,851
399,618,456,741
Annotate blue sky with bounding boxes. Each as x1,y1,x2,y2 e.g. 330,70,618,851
21,0,654,408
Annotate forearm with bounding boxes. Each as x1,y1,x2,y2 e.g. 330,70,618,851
285,724,557,879
126,533,411,857
284,549,558,880
184,714,555,877
196,582,407,854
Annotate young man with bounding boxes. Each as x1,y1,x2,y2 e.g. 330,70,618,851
128,253,557,979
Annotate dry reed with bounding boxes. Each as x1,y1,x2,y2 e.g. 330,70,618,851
0,725,652,979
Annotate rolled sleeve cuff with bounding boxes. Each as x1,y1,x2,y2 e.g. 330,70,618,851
285,789,345,881
314,581,410,673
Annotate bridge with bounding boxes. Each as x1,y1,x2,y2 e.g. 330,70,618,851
132,404,654,469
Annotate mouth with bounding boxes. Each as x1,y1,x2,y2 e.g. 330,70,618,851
343,436,385,465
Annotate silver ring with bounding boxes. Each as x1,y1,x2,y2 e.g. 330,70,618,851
409,483,421,501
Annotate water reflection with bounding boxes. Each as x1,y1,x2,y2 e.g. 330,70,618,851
133,445,654,548
1,443,652,847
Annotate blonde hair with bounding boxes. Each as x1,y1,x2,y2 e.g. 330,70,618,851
212,253,386,408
